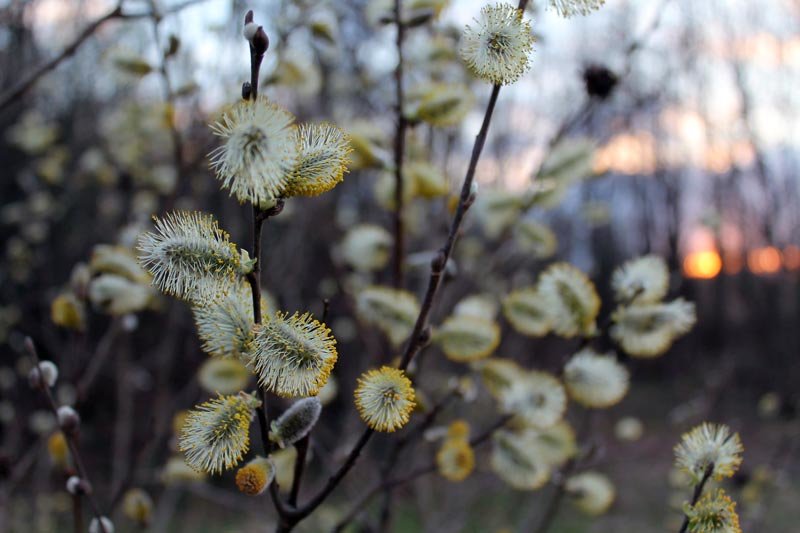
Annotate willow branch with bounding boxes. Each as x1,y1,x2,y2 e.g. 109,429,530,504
531,463,575,533
269,4,524,524
376,389,458,528
279,73,508,533
288,435,310,507
398,83,502,371
24,338,108,533
678,464,714,533
331,414,512,532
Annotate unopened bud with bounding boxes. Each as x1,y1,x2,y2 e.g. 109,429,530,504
242,82,252,100
69,263,91,299
57,405,80,434
431,250,447,273
244,10,254,25
403,9,435,28
165,35,180,58
89,516,114,533
583,64,618,100
66,475,91,495
252,26,269,55
465,182,479,208
269,397,321,448
418,326,432,346
28,360,58,389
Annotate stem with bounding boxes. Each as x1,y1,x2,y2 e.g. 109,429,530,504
146,0,185,211
293,429,375,519
391,0,408,288
530,405,593,533
246,201,284,456
269,7,525,525
331,415,512,532
398,83,502,371
277,72,509,533
321,298,331,323
75,317,121,402
288,435,310,507
72,494,83,533
376,389,458,528
24,338,108,533
678,464,714,533
531,470,571,533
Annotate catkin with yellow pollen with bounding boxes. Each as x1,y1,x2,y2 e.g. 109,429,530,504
354,367,416,432
235,456,275,496
459,3,535,86
137,210,251,303
179,392,260,474
437,420,475,482
284,122,351,197
247,311,338,398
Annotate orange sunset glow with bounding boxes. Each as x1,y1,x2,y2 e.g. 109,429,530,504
748,246,782,275
683,250,723,279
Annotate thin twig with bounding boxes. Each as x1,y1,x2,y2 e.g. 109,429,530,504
247,200,285,457
398,83,502,371
376,388,459,529
75,317,121,402
391,0,408,288
288,435,310,507
678,464,714,533
146,0,186,211
332,414,512,532
24,338,108,533
291,428,375,519
275,46,514,533
72,494,83,533
0,0,208,113
269,4,526,529
531,467,573,533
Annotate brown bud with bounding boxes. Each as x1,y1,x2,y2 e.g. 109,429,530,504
252,26,269,56
28,360,58,390
403,9,435,28
583,64,618,100
66,476,92,495
464,187,478,209
418,326,432,346
244,10,254,25
57,406,81,435
242,82,252,100
431,250,447,273
165,35,180,58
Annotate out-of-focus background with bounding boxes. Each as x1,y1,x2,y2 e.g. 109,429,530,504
1,0,799,531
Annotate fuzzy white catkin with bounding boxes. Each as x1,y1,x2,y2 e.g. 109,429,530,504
57,405,80,430
66,476,82,495
243,22,259,40
269,397,322,448
29,361,58,388
89,517,114,533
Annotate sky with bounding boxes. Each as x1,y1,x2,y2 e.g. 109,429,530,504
5,0,800,251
